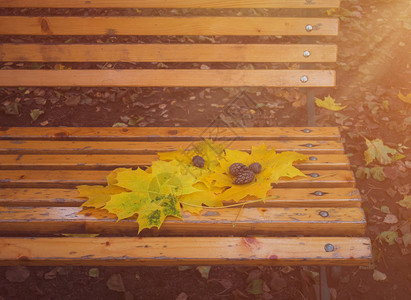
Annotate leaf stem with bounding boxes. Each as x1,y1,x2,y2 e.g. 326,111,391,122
179,195,280,209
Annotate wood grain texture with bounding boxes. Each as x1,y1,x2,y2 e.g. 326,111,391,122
0,69,336,87
0,44,338,63
0,17,339,36
0,127,342,141
0,206,366,236
0,0,341,9
0,236,371,266
0,154,349,170
0,169,355,188
0,187,361,207
0,140,345,154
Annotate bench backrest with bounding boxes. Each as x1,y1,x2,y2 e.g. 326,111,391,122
0,0,339,88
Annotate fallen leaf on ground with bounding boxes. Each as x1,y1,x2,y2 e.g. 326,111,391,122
107,273,126,292
30,109,44,121
44,268,59,280
377,230,399,245
398,195,411,209
380,206,390,214
5,266,30,283
315,95,347,111
175,292,188,300
398,92,411,104
373,270,387,281
383,214,398,224
89,268,99,278
402,233,411,247
247,279,263,295
364,138,405,165
208,278,233,290
196,266,211,280
370,166,386,181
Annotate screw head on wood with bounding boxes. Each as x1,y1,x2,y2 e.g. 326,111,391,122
310,173,320,178
305,24,313,32
324,243,335,252
305,143,313,148
309,156,317,161
314,191,324,196
302,129,311,133
303,50,311,58
300,75,308,83
319,211,329,217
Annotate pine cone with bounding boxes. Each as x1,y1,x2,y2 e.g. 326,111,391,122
229,163,248,176
192,155,205,168
234,170,255,185
248,162,262,174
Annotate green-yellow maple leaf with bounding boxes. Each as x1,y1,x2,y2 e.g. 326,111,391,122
208,144,307,202
102,162,200,232
315,95,347,111
364,138,405,165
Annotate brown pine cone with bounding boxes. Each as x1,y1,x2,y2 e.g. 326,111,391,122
192,155,205,168
248,162,262,174
234,170,255,185
229,163,248,176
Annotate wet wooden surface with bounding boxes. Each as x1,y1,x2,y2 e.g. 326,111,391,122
0,0,341,9
0,236,371,266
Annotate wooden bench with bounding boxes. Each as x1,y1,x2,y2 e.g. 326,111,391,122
0,127,371,266
0,0,371,269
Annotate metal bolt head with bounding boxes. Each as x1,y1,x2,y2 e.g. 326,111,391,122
305,24,313,32
300,75,308,83
314,191,324,196
305,143,313,148
303,50,311,58
302,129,311,133
310,173,320,178
324,243,335,252
309,156,317,161
319,211,329,217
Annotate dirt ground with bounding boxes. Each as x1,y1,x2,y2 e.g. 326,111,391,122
0,0,410,299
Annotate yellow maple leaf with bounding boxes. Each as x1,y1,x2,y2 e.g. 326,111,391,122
364,138,405,165
398,92,411,104
78,185,126,208
179,190,223,214
209,144,307,202
315,95,347,111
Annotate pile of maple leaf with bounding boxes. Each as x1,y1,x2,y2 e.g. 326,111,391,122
78,140,307,233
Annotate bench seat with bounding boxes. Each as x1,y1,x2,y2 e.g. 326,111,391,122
0,127,371,266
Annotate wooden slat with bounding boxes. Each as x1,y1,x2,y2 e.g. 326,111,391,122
0,69,336,87
0,187,362,207
0,44,338,63
0,154,349,170
0,127,342,141
0,169,355,188
0,236,371,266
0,206,366,236
0,17,339,36
0,140,345,154
0,0,341,9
